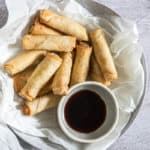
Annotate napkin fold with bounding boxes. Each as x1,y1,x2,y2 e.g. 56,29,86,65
0,124,23,150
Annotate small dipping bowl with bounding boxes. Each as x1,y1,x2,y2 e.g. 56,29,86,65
57,81,119,143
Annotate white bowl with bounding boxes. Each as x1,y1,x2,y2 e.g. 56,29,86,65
57,81,119,143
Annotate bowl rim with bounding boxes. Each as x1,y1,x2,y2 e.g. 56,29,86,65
57,81,119,143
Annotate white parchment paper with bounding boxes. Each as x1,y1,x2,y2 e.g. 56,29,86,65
0,0,144,149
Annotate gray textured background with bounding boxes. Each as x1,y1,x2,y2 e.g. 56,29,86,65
0,0,150,149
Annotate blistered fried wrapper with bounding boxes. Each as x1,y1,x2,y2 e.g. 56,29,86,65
0,0,144,150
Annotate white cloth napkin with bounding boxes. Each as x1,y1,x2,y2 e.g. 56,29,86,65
0,124,23,150
0,0,144,149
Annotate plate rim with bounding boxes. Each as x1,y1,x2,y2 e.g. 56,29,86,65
9,0,147,148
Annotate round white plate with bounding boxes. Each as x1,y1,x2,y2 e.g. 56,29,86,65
9,0,146,149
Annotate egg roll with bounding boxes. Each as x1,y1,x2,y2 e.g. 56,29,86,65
70,43,92,86
52,52,73,95
90,55,111,86
20,53,62,101
22,34,76,52
22,93,60,116
30,16,61,35
40,9,88,41
90,28,118,81
4,51,47,76
13,66,36,93
13,66,52,96
38,81,52,96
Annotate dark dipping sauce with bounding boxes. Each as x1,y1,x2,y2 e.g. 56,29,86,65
65,90,106,133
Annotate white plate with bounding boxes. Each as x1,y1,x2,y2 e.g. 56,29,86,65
7,0,146,149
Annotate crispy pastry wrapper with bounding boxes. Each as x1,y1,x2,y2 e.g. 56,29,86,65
90,55,111,86
22,34,76,52
20,53,62,101
40,9,88,41
22,93,60,116
90,28,118,81
13,66,52,96
70,43,92,86
29,16,61,35
51,52,73,95
4,51,47,76
13,66,36,93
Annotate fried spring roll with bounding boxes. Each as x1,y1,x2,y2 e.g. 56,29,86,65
29,16,61,35
90,56,111,86
13,66,36,93
40,9,88,41
22,34,76,52
22,93,60,115
52,52,73,95
13,66,52,96
38,81,52,96
4,51,47,75
70,43,92,86
90,28,118,81
20,53,62,101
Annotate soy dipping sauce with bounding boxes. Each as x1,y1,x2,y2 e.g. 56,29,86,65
65,90,106,133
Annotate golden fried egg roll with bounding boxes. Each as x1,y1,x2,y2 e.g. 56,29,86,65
22,34,76,52
29,16,61,35
13,66,52,96
20,53,62,101
22,93,60,116
90,55,111,86
4,51,47,76
38,81,52,97
90,28,118,81
13,66,36,93
40,9,88,41
52,52,73,95
70,43,92,86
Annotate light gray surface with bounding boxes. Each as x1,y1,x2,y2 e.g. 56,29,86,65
0,0,150,150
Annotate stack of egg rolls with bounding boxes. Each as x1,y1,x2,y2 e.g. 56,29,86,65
3,9,118,116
